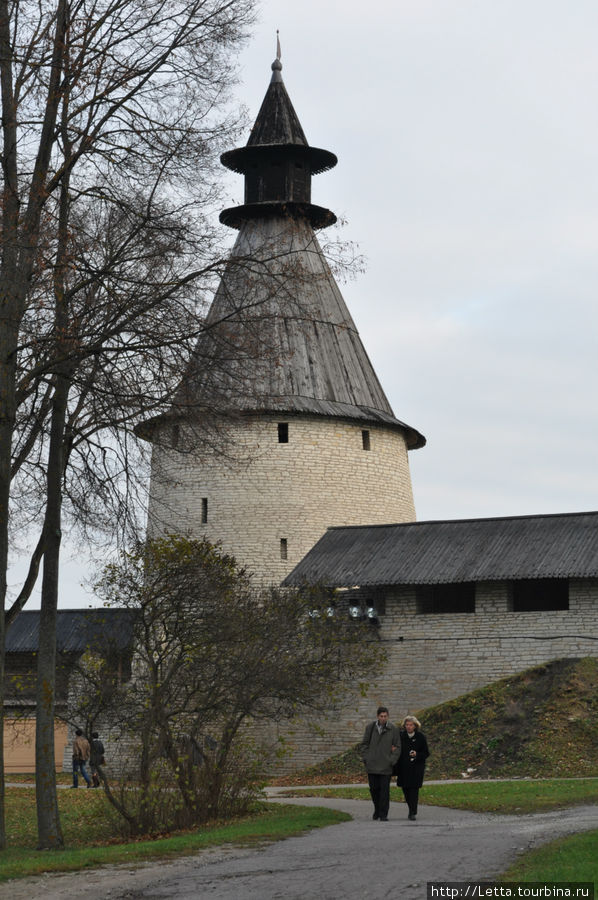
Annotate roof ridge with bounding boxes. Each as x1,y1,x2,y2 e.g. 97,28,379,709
326,510,598,531
8,607,128,617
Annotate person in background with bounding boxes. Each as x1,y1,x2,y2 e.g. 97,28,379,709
89,731,105,788
71,728,91,788
395,714,429,820
359,706,401,821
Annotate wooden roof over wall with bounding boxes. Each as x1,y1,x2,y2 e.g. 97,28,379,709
283,511,598,587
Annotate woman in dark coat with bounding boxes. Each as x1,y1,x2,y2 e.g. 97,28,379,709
395,715,429,820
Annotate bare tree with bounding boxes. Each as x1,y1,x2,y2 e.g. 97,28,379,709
0,0,363,851
0,0,257,849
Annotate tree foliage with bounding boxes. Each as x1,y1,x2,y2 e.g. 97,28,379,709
87,535,384,833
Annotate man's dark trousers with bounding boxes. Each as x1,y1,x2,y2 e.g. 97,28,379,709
368,773,391,819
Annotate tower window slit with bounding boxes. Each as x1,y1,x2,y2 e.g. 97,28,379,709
201,498,208,524
278,422,289,443
280,538,288,560
362,429,371,451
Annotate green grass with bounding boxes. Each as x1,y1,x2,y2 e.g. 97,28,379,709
6,773,72,785
421,657,598,780
2,788,349,882
272,658,598,786
6,784,116,847
501,829,598,888
278,777,598,814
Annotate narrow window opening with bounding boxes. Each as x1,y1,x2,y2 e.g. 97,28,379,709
201,498,208,524
362,429,371,451
278,422,289,443
280,538,288,560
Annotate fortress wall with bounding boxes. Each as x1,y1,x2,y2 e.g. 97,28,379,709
377,577,598,715
146,414,415,583
57,580,597,774
268,578,598,771
142,413,598,773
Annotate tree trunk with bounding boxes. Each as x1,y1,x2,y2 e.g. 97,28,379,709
1,0,69,848
35,375,70,849
0,0,22,841
5,532,45,627
0,315,22,848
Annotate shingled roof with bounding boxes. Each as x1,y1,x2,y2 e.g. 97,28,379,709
247,61,308,148
168,217,423,445
221,57,337,177
6,609,135,654
138,59,425,449
283,511,598,587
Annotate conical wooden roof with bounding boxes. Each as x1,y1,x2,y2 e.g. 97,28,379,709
247,61,308,147
143,59,425,450
177,215,424,447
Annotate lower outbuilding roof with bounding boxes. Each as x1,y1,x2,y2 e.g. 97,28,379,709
283,511,598,587
5,609,135,654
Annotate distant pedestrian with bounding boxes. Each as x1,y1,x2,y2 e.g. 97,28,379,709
395,715,429,820
359,706,401,821
89,731,105,788
71,728,91,788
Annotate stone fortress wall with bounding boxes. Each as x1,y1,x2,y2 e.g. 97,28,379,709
146,411,598,772
147,414,415,584
272,577,598,772
59,577,598,774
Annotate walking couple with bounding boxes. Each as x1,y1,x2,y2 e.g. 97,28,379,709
360,706,429,822
71,728,105,788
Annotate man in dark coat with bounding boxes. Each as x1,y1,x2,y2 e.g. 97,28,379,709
359,706,401,821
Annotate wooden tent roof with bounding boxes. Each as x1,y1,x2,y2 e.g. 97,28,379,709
139,58,425,449
247,61,308,148
173,216,425,446
221,58,336,176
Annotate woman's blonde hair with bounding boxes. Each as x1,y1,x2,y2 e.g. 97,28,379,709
402,715,421,730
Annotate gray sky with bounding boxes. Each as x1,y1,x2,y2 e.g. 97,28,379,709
237,0,598,520
9,0,598,607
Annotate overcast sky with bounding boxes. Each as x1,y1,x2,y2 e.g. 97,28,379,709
10,0,598,608
240,0,598,520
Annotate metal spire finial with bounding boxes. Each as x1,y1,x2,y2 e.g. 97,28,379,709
271,30,283,81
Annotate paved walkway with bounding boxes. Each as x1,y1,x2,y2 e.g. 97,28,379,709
2,791,597,900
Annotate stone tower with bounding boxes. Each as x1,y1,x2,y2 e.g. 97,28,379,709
140,52,425,582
